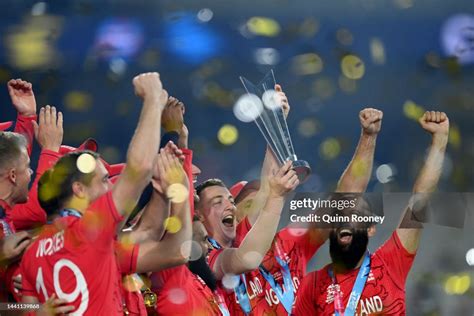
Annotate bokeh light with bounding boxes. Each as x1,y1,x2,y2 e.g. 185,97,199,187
222,274,240,290
341,55,365,80
449,124,461,149
163,216,182,234
319,138,341,160
180,240,203,261
218,124,238,146
77,153,96,174
291,53,323,75
64,91,93,112
164,13,220,64
197,8,214,23
336,28,354,46
168,288,187,304
297,118,319,138
254,48,280,65
233,94,264,123
262,89,281,110
403,100,425,121
376,164,397,184
166,183,189,204
94,18,143,61
370,38,386,65
247,17,280,37
465,248,474,266
444,274,471,295
6,15,63,70
441,14,474,64
338,76,357,94
313,78,336,100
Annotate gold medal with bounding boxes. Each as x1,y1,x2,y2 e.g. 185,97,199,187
143,288,157,308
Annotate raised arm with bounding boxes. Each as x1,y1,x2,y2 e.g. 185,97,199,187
133,148,192,272
336,108,382,192
8,79,37,156
212,161,299,279
397,111,449,254
121,142,185,243
112,72,168,218
8,106,63,230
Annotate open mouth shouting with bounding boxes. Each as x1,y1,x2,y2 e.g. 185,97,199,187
337,228,353,246
221,213,235,228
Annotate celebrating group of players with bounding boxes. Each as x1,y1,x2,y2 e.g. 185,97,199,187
0,72,449,315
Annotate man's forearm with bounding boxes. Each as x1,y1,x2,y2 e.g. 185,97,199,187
126,97,162,173
125,191,170,244
397,132,448,253
337,132,376,193
413,136,447,193
214,196,284,279
240,146,277,225
161,198,192,259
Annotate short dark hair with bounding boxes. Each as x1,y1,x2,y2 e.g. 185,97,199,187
0,132,27,171
195,178,227,198
38,151,100,216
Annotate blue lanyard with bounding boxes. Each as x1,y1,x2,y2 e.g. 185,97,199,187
258,255,294,315
328,252,371,316
214,290,231,316
0,206,13,236
60,208,83,218
208,237,252,315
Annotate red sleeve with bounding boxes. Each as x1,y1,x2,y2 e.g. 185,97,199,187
13,114,36,157
77,191,124,250
6,264,22,302
115,240,139,275
206,248,224,271
182,148,194,218
375,231,416,286
293,271,318,314
234,216,251,246
278,228,324,264
19,256,37,297
8,150,61,230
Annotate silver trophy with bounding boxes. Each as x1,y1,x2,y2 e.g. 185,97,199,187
236,70,311,182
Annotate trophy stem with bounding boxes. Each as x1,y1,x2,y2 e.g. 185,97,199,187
254,116,287,163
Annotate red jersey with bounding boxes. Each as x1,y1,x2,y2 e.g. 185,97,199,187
20,191,125,315
294,231,416,316
1,150,61,302
152,265,223,316
14,113,36,156
7,149,61,230
115,240,147,316
0,200,17,302
208,218,323,315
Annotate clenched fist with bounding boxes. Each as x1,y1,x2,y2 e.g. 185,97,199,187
419,111,449,138
360,108,383,135
132,72,168,107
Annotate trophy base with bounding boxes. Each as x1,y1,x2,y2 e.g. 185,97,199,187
292,160,311,183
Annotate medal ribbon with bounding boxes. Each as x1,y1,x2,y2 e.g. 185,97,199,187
327,251,371,316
